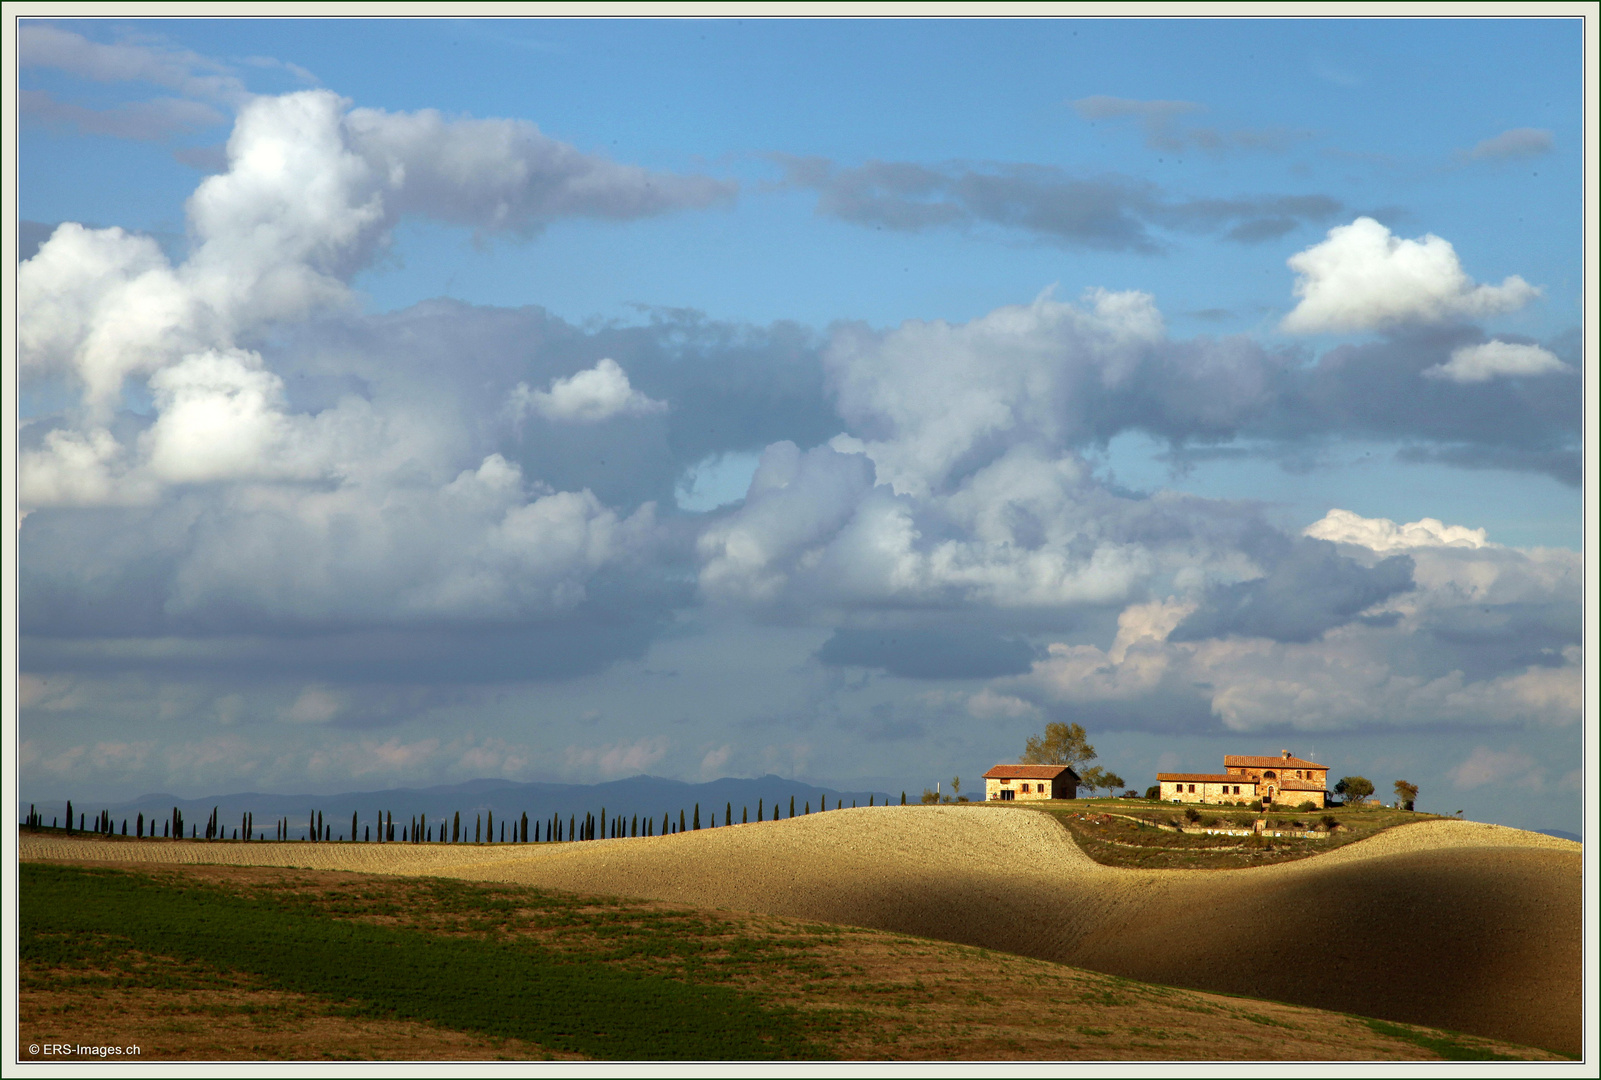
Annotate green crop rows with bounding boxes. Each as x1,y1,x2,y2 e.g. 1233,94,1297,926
21,863,817,1060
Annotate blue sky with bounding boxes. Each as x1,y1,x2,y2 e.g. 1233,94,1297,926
12,16,1590,833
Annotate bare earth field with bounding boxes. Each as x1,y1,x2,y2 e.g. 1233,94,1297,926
22,805,1581,1058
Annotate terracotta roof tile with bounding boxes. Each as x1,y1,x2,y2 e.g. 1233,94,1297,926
1223,754,1327,770
982,764,1081,781
1158,773,1256,784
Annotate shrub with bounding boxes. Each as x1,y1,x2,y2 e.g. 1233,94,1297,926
1248,800,1263,811
920,788,939,804
1183,807,1201,823
1200,814,1218,827
1296,801,1317,812
1232,814,1253,828
1144,785,1161,800
1320,814,1339,831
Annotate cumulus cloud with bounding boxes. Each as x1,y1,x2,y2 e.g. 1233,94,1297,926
1001,515,1579,734
1465,128,1554,161
1304,508,1489,551
509,358,667,423
1422,341,1568,383
1280,217,1540,333
1169,539,1415,644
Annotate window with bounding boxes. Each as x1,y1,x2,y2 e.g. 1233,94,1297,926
1233,785,1240,794
1188,784,1195,793
1021,783,1031,793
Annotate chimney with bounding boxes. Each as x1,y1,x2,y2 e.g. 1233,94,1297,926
1282,749,1291,759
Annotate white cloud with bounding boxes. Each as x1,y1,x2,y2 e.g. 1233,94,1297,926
825,286,1164,497
1422,341,1568,383
142,350,298,484
1304,508,1490,551
700,744,733,777
1466,128,1553,161
510,358,667,423
564,738,669,778
284,685,343,725
965,688,1042,720
1450,746,1539,789
19,24,250,105
1280,217,1539,333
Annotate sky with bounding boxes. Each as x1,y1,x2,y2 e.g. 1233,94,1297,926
9,15,1592,834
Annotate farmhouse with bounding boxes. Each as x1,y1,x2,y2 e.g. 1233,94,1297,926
1158,750,1328,808
983,764,1079,802
1224,751,1328,808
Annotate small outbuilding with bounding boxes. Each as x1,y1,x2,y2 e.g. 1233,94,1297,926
983,764,1079,802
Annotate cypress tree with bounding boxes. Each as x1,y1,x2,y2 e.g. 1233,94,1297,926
727,802,732,826
570,814,576,842
693,804,700,830
790,795,795,818
600,808,606,839
137,813,144,838
662,811,669,835
487,810,494,843
679,808,686,833
521,812,528,843
805,801,810,815
758,798,764,822
317,810,323,841
869,795,874,806
743,805,748,824
422,813,427,843
232,829,237,840
67,801,73,834
901,791,907,805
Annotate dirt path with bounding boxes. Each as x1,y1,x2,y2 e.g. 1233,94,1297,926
22,808,1581,1056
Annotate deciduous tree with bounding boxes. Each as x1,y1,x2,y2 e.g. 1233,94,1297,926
1021,722,1097,771
1335,776,1375,807
1393,780,1419,811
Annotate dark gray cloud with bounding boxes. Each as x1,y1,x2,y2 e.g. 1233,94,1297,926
1465,128,1554,161
817,627,1036,679
1071,96,1313,155
1171,539,1416,644
20,87,226,141
773,155,1344,252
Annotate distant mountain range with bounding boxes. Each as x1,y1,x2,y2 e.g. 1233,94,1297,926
20,775,899,841
1534,828,1582,843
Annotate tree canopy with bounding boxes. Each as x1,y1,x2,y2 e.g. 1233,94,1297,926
1021,722,1097,771
1335,776,1375,806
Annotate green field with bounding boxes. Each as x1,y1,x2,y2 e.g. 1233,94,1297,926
21,863,818,1060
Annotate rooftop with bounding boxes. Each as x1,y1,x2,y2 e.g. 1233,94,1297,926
983,764,1081,781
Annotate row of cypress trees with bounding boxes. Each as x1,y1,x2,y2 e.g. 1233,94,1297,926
25,790,905,843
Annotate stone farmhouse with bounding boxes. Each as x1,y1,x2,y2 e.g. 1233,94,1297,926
983,764,1080,801
1158,750,1328,808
